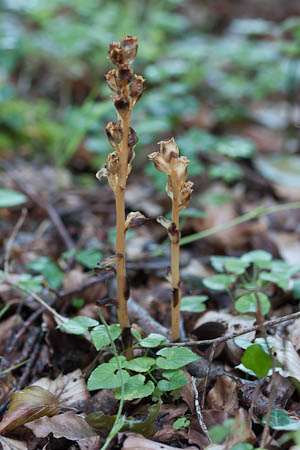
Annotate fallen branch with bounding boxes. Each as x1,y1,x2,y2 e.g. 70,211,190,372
160,309,300,347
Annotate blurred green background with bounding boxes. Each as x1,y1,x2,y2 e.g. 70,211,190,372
1,0,300,188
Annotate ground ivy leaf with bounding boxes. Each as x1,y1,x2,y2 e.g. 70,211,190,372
173,417,190,430
90,324,121,350
180,296,208,312
115,374,154,400
87,363,129,390
156,347,200,370
263,409,300,431
157,369,188,391
61,316,99,335
259,271,290,290
139,333,168,348
235,292,270,315
241,344,272,377
0,386,60,434
241,250,272,264
124,357,156,372
0,188,27,208
202,274,236,291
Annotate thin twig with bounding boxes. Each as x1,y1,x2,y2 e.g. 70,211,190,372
0,159,75,250
159,310,300,347
4,278,66,325
180,201,300,246
191,376,211,444
201,341,217,409
4,208,27,274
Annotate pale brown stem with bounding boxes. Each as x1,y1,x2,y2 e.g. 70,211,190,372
171,180,181,341
114,91,131,345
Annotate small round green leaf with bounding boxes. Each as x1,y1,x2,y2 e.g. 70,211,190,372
87,362,129,390
203,274,236,291
157,369,188,391
140,333,168,348
241,344,272,377
115,374,154,400
180,296,208,312
91,324,121,350
124,357,156,373
0,188,27,208
156,347,200,370
235,292,270,315
62,316,99,335
264,409,300,431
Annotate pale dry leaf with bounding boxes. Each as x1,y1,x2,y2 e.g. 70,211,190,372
0,386,60,434
270,232,300,265
287,318,300,351
76,436,102,450
32,369,89,404
121,432,198,449
26,412,96,440
0,436,27,450
206,375,238,415
274,336,300,382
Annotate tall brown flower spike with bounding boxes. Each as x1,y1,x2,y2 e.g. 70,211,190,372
96,36,144,354
148,138,193,341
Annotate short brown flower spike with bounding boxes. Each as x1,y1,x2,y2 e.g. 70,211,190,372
148,138,193,341
96,36,145,356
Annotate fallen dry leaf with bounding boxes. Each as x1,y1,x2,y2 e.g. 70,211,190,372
206,375,239,415
288,318,300,351
76,436,102,450
26,411,96,440
0,386,60,434
274,336,300,383
121,432,199,449
0,436,27,450
32,369,89,405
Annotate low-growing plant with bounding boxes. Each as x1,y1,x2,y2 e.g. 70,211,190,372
202,250,300,317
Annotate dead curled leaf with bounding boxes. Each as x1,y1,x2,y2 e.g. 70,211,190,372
32,369,89,405
25,412,96,440
206,375,239,415
0,436,27,450
121,432,199,449
0,386,60,434
274,336,300,383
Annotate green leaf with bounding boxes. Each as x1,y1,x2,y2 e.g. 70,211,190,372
156,347,200,370
235,292,270,315
18,274,44,292
27,257,64,290
180,296,208,312
179,208,207,218
91,324,121,350
293,278,300,300
140,333,168,348
124,357,156,373
217,136,256,159
87,361,129,390
75,249,102,269
0,188,27,208
202,274,236,291
263,409,300,431
157,369,188,391
173,417,190,430
208,419,234,443
232,444,254,450
131,327,142,342
241,250,272,266
61,316,99,335
259,271,290,290
241,344,272,377
115,374,154,400
209,162,243,182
